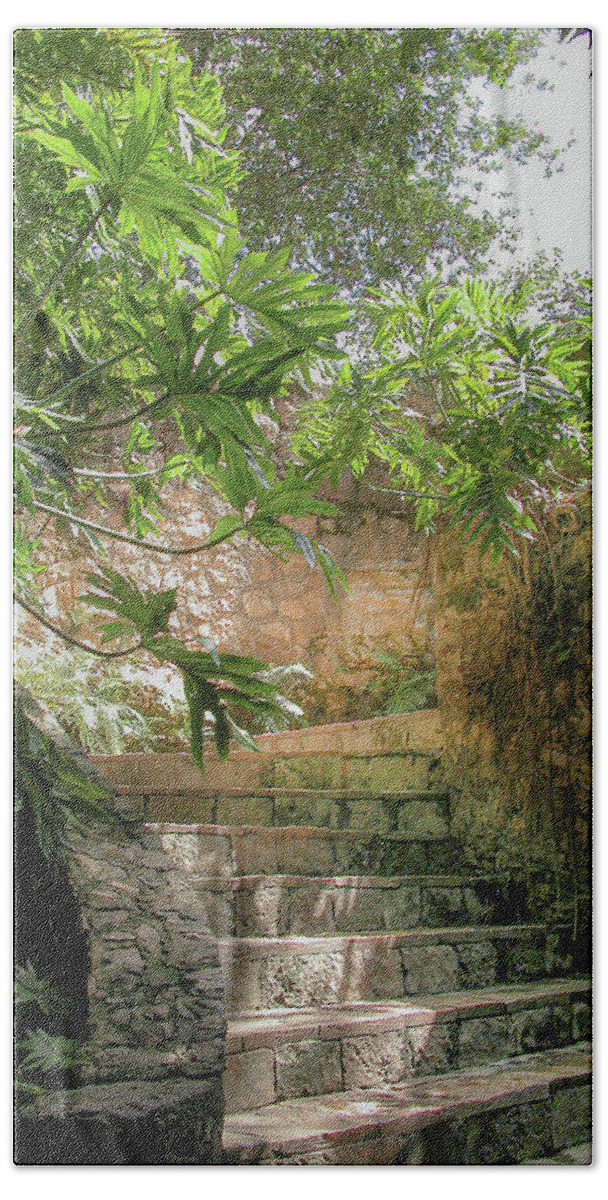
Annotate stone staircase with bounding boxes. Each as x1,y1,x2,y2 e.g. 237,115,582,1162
93,712,591,1165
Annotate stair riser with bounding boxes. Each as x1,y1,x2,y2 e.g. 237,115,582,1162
157,828,460,880
226,1080,592,1165
223,997,590,1111
191,880,527,938
220,931,576,1014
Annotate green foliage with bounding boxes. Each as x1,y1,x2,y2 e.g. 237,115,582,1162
18,1029,90,1074
14,962,67,1016
179,28,552,290
82,567,306,765
295,275,591,560
14,694,118,861
14,29,350,765
14,645,190,754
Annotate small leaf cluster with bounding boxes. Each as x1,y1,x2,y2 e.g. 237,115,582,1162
84,568,307,765
296,275,591,560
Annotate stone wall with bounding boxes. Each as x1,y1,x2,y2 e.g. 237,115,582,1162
431,506,591,931
14,689,226,1165
18,462,435,727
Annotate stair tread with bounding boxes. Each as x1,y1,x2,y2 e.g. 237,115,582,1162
222,1044,591,1156
226,979,591,1050
146,821,452,842
218,922,564,952
187,872,506,888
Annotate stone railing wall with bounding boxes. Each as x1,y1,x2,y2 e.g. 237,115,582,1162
15,689,226,1166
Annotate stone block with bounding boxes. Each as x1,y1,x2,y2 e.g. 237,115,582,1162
288,883,336,935
456,941,498,989
274,831,336,877
400,944,460,995
343,941,405,1001
259,951,344,1009
552,1084,592,1150
509,1006,555,1055
235,882,284,937
396,799,449,840
333,886,420,933
505,936,547,983
197,891,234,938
273,755,343,790
458,1015,509,1068
407,1020,457,1076
160,832,232,879
275,1039,342,1101
215,796,274,827
343,797,390,834
147,795,216,824
420,886,465,927
222,1048,276,1113
572,1000,592,1042
342,1031,409,1089
273,793,332,829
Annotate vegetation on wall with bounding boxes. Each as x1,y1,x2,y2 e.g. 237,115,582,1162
434,497,591,934
14,28,350,766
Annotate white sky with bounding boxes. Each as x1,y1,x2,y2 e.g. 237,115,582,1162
475,28,593,275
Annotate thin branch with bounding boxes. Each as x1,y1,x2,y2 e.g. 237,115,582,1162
36,345,143,407
365,481,445,502
75,395,168,432
16,199,112,331
15,594,142,659
73,458,191,480
33,500,215,556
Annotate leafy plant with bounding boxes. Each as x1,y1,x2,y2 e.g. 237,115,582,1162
295,275,590,561
14,692,118,861
14,29,350,767
180,28,556,291
14,962,67,1017
82,567,307,765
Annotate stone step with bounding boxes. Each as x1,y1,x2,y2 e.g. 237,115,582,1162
145,789,450,838
222,1044,591,1165
523,1142,592,1165
222,979,591,1112
150,822,461,880
218,925,579,1014
186,873,529,938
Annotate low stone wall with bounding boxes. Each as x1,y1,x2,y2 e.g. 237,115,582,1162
90,710,444,824
15,689,226,1165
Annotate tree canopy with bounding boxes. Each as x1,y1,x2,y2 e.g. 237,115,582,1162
13,28,591,767
14,28,350,765
179,28,548,290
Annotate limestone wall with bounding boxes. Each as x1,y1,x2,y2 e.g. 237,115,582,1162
15,689,226,1165
18,466,435,727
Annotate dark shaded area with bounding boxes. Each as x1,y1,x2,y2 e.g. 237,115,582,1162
14,799,90,1045
15,1079,224,1165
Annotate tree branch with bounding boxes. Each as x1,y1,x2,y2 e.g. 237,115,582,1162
33,500,215,556
73,458,191,481
15,594,142,659
16,199,112,331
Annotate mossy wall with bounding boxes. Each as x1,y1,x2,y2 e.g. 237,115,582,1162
432,501,591,932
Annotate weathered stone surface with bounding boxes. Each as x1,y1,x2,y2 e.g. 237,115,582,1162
400,945,460,995
552,1083,592,1150
342,1032,408,1089
458,1015,509,1068
260,952,344,1009
275,1039,342,1100
572,1000,592,1042
223,1048,276,1112
407,1021,457,1076
456,941,498,989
